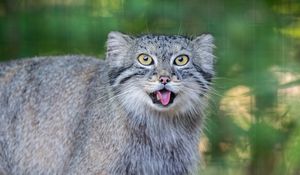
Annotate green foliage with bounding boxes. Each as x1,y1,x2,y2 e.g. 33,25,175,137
1,0,300,174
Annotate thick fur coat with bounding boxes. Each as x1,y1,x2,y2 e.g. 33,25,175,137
0,32,215,175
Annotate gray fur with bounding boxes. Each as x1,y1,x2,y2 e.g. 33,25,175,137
0,32,215,175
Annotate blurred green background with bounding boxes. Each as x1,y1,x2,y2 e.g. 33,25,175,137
1,0,300,174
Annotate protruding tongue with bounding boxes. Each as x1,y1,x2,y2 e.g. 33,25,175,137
156,90,171,106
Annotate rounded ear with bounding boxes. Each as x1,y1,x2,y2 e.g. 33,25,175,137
192,34,216,73
193,34,214,53
106,31,134,67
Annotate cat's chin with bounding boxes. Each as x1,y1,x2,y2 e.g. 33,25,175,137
149,102,176,112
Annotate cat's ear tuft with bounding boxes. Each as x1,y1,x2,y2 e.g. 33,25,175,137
192,34,216,73
106,32,134,67
106,31,133,58
192,34,214,54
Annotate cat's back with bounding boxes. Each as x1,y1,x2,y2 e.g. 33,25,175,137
0,55,105,86
0,55,107,174
0,55,105,115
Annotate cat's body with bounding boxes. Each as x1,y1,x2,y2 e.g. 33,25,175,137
0,32,215,175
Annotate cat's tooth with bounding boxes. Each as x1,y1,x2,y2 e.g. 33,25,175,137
156,93,160,100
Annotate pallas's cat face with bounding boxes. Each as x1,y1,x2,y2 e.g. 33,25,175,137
106,32,215,115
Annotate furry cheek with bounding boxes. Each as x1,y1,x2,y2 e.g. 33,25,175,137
174,83,205,114
118,86,150,114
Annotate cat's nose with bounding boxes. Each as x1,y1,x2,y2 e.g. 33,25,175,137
159,76,171,85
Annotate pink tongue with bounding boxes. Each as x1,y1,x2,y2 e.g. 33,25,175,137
156,90,171,106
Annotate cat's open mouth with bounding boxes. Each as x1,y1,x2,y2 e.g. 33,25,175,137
149,88,176,106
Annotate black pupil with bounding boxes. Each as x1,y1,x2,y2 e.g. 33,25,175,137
143,56,149,61
178,57,184,62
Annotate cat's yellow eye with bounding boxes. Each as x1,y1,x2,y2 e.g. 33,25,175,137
137,54,153,66
174,55,189,66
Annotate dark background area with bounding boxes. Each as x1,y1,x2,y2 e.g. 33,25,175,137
1,0,300,174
